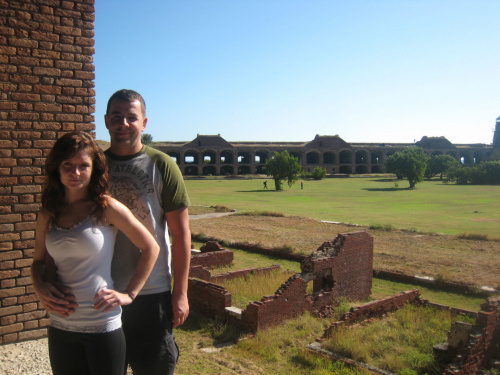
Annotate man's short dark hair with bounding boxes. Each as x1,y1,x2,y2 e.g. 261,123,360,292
106,89,146,117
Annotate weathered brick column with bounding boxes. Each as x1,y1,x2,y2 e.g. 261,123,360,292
0,0,95,344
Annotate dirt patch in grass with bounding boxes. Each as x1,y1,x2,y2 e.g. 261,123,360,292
189,215,500,289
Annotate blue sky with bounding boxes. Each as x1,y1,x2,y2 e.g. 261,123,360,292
94,1,499,145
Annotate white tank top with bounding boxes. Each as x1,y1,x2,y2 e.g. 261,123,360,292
45,215,120,333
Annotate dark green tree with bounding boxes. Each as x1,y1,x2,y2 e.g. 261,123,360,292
265,150,303,190
446,161,500,185
141,133,153,145
311,167,327,180
385,147,429,188
425,154,460,180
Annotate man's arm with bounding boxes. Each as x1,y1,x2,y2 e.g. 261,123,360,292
166,206,191,328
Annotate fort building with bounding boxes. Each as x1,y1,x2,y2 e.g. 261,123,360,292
153,132,497,176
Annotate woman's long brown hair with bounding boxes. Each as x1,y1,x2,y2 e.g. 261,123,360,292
42,131,109,224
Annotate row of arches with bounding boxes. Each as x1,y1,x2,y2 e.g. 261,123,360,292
430,150,492,165
182,164,387,176
167,149,389,165
161,148,493,176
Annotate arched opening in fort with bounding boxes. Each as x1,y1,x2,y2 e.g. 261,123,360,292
339,165,352,174
220,150,234,164
473,151,483,164
202,150,216,164
323,152,335,164
460,152,472,164
238,165,252,174
202,166,216,176
371,151,382,165
306,151,320,164
221,165,234,175
339,150,352,164
356,165,369,174
355,150,368,164
167,152,180,164
184,166,199,176
238,152,251,164
255,165,266,174
184,150,199,164
371,165,384,173
255,150,269,164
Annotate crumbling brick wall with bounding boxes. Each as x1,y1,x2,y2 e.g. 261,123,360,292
188,278,232,320
322,290,423,337
302,231,373,301
240,274,310,332
189,232,374,333
443,296,500,374
0,0,95,344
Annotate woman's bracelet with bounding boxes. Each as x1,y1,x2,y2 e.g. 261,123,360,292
125,290,135,301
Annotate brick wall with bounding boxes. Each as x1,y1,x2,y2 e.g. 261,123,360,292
240,274,310,332
190,249,234,270
322,290,423,337
444,296,500,374
188,234,374,333
0,0,95,344
302,231,373,302
188,278,232,320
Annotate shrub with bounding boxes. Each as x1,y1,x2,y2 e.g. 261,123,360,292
369,224,394,231
446,161,500,185
456,233,489,241
311,167,327,180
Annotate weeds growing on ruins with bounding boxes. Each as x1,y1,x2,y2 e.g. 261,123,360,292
322,304,476,375
218,268,297,309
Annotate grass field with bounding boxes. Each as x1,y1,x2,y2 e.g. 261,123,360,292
185,176,500,237
179,176,498,374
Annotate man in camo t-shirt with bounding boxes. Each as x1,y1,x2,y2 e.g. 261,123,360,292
104,89,191,375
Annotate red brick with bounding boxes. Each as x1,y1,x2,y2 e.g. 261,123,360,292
0,214,22,224
0,305,22,316
1,297,17,306
23,320,38,330
18,328,47,341
3,333,19,343
1,316,16,325
0,323,23,335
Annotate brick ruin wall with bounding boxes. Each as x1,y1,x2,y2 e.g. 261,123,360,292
190,238,499,373
188,231,374,333
316,291,499,375
0,0,96,344
442,297,500,375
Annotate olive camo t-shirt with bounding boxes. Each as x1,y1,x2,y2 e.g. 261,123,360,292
105,145,190,295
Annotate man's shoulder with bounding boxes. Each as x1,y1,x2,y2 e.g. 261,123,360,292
143,146,178,167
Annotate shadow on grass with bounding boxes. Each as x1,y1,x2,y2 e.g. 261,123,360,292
236,189,281,193
362,187,407,192
371,178,397,182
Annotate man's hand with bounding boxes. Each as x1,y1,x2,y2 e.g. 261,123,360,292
172,290,189,328
34,281,78,317
94,288,133,313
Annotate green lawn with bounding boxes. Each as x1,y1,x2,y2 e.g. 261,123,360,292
186,176,500,237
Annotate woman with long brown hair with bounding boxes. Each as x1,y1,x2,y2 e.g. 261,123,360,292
31,131,159,375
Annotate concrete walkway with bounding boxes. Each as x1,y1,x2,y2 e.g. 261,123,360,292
189,211,237,220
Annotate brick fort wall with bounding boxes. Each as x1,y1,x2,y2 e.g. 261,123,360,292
0,0,96,344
